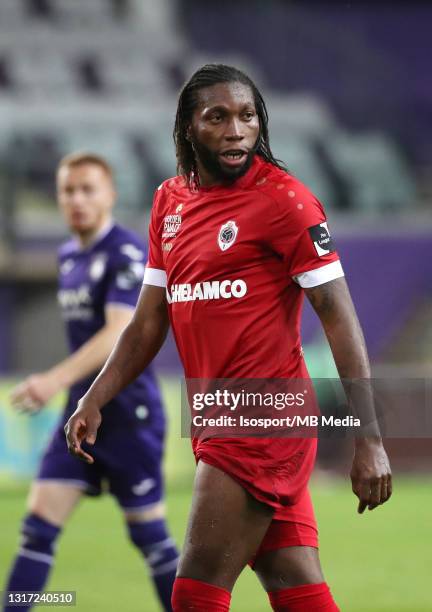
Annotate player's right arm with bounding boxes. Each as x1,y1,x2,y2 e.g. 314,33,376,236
65,283,169,463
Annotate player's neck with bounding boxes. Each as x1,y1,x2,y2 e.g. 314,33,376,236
195,155,257,188
195,160,235,188
75,218,114,249
197,165,220,188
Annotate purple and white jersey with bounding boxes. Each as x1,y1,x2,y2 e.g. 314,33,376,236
57,223,164,428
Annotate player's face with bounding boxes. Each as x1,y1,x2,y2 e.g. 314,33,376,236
189,81,260,186
57,164,115,239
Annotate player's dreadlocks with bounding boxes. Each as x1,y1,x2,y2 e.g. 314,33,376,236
174,64,286,189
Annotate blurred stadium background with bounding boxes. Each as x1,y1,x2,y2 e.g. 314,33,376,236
0,1,431,610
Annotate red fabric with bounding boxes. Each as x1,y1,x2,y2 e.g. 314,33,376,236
146,156,340,518
172,577,231,611
195,439,317,515
269,582,339,611
147,155,340,380
249,512,318,569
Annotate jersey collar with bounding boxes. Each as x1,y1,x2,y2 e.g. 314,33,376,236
72,220,115,253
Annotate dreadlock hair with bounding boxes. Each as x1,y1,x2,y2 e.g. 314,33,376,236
173,64,286,189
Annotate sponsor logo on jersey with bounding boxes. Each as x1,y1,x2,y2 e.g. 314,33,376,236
218,220,239,252
89,253,107,281
308,222,335,256
58,284,92,309
162,209,183,238
162,242,173,252
166,279,247,303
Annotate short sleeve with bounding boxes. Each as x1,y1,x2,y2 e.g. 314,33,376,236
105,241,147,308
267,180,344,288
144,187,167,288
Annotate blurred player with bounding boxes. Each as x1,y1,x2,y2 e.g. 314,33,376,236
2,153,178,612
65,66,392,611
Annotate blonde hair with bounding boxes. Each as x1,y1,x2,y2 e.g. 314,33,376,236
57,151,114,182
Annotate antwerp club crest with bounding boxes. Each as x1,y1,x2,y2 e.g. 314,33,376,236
218,221,239,252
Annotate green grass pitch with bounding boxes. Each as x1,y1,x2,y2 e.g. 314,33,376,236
0,378,431,611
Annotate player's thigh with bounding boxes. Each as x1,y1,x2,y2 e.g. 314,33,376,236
177,460,274,590
27,481,83,527
254,545,324,591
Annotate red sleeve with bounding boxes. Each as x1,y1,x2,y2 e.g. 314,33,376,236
144,186,167,287
266,178,344,288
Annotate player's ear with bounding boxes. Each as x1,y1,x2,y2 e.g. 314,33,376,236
185,126,192,142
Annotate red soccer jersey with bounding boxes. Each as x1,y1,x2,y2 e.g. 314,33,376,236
145,154,344,515
145,155,343,380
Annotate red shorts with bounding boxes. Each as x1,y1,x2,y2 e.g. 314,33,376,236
193,436,318,563
193,436,317,514
249,492,318,568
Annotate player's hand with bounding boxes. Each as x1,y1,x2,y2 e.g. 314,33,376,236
64,399,102,464
350,438,392,513
10,372,62,413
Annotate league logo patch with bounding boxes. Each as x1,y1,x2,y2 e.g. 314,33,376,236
308,222,335,256
116,262,145,290
218,221,239,252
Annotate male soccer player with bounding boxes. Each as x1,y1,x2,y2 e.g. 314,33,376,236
65,66,392,611
2,153,178,612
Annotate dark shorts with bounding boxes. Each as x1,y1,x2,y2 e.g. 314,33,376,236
37,418,165,511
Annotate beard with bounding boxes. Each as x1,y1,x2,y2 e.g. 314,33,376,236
192,138,258,184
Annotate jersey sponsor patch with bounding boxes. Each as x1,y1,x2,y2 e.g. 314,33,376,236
308,222,335,256
57,284,93,321
218,220,239,252
166,279,247,303
163,212,182,238
58,284,91,308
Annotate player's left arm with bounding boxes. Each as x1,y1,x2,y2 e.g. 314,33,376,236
10,305,133,412
305,277,392,514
